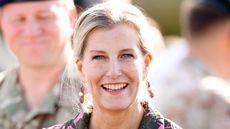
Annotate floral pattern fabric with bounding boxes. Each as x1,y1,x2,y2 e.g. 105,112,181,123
46,104,182,129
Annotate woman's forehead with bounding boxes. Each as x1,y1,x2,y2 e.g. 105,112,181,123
83,24,141,56
87,25,138,44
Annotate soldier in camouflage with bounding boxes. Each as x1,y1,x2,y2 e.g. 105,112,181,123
0,0,81,128
150,0,230,128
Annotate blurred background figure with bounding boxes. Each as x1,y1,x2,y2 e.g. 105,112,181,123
150,0,230,128
0,34,17,71
0,0,81,129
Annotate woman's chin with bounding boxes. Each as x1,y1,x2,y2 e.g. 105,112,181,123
101,101,131,112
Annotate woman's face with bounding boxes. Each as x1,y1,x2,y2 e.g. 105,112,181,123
77,24,151,111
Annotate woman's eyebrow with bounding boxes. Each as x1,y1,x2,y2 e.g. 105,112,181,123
89,50,106,54
120,48,134,53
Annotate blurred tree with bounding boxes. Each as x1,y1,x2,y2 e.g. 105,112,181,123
133,0,183,36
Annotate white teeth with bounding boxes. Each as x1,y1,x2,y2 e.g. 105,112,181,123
103,83,127,90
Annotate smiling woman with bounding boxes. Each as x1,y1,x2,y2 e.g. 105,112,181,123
46,1,182,129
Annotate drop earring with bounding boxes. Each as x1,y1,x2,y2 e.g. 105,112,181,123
79,82,85,104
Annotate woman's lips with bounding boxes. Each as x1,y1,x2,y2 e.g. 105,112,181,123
101,83,128,92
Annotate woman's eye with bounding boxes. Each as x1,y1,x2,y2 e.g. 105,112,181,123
92,55,106,60
120,54,134,59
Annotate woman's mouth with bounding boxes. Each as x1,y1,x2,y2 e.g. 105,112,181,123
101,83,128,91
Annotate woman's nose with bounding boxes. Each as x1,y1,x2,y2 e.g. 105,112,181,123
106,60,122,79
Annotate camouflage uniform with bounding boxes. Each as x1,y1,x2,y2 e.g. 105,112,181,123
150,43,230,129
0,67,81,129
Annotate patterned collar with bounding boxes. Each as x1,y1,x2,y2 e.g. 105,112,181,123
49,102,181,129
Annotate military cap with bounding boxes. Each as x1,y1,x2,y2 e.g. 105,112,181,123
74,0,102,12
199,0,230,13
0,0,49,7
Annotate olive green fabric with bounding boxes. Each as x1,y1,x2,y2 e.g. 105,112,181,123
0,67,81,129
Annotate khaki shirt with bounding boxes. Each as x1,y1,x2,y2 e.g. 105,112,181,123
0,68,81,129
150,43,230,129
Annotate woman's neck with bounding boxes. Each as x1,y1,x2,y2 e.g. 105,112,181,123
89,100,144,129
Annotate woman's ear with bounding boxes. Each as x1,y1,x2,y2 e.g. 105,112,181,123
76,57,85,81
143,53,153,79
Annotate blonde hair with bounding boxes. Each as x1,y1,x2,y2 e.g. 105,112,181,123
72,2,162,110
73,1,161,60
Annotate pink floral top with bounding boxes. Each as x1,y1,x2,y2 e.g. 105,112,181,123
46,102,182,129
